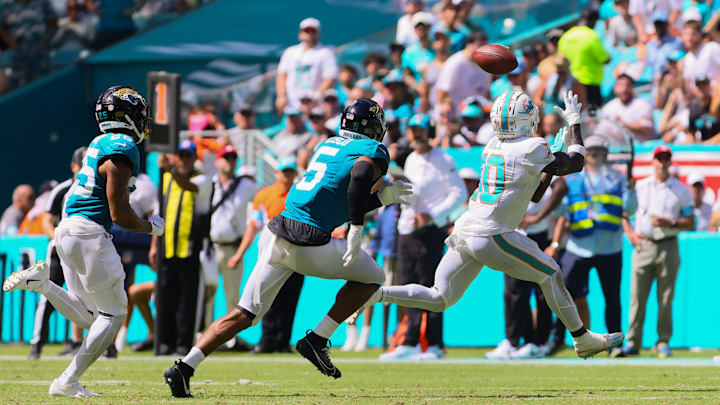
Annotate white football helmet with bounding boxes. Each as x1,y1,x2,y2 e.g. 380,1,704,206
490,90,539,139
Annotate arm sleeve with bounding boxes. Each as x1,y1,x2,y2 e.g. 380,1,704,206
321,48,338,80
591,35,610,63
526,138,555,172
679,187,695,217
277,47,291,74
347,160,377,226
371,143,390,175
635,100,654,128
556,195,570,216
428,154,467,224
191,174,213,207
628,0,643,16
435,60,454,92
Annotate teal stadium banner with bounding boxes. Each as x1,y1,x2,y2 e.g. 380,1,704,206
3,228,719,349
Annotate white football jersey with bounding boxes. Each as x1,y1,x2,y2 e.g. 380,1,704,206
454,135,554,236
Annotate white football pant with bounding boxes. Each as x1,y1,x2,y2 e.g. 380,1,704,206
381,231,583,332
239,230,384,325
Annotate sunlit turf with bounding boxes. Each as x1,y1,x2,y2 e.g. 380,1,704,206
1,344,718,404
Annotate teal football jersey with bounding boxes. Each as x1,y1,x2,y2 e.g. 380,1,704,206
282,136,390,233
65,133,140,232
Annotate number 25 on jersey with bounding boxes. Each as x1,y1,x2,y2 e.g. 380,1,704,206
471,153,505,205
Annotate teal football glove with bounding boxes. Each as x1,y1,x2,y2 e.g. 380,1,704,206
550,127,570,153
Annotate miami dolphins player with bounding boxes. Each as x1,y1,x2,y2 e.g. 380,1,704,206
353,90,624,359
3,86,165,397
163,98,412,397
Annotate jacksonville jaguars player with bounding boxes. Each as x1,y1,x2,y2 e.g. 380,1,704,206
352,90,624,359
163,98,412,397
3,86,165,397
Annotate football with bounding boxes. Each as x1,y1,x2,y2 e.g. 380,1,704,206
472,44,518,75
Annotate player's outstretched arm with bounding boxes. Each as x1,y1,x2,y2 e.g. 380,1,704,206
101,157,163,235
542,90,585,177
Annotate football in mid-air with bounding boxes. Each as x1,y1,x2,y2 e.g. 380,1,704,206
472,44,518,75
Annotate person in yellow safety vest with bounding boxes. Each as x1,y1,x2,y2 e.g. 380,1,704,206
542,134,637,357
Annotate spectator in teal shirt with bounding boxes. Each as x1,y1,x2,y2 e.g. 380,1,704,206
402,11,435,91
433,1,470,55
383,69,415,135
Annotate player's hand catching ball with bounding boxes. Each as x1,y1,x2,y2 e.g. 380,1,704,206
378,181,413,205
553,90,582,127
342,224,363,267
149,215,165,236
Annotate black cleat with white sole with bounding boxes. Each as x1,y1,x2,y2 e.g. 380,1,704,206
164,359,194,398
296,331,341,379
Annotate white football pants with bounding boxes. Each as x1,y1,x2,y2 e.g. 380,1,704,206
239,230,385,326
39,222,128,384
381,231,583,332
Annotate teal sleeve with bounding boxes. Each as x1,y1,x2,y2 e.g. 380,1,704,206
371,143,390,166
104,137,140,174
401,50,411,71
623,188,637,216
556,195,570,216
680,205,694,217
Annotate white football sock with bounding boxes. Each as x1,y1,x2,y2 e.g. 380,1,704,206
356,326,370,350
38,282,95,329
115,326,128,352
313,315,340,339
57,313,124,385
539,272,583,332
182,347,206,370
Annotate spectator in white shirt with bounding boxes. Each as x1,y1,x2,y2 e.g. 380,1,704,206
629,0,682,43
205,145,258,340
686,173,713,231
275,18,338,112
435,31,491,114
607,0,638,47
396,0,426,47
381,113,466,361
679,20,720,91
621,145,694,357
601,74,656,142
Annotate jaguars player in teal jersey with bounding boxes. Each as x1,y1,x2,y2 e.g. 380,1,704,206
163,98,412,397
3,86,165,397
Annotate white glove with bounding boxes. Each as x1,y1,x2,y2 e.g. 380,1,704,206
342,224,363,267
149,215,165,236
553,90,582,127
378,181,413,205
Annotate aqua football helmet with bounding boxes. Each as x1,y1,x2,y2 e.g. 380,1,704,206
95,85,151,144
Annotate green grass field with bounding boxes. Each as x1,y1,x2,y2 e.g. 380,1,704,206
1,344,719,404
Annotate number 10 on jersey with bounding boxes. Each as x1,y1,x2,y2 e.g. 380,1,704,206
471,153,505,205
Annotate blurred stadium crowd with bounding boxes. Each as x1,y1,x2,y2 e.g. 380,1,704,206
0,0,211,93
2,0,720,361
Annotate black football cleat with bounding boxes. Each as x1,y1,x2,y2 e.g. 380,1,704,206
296,331,341,379
164,360,194,398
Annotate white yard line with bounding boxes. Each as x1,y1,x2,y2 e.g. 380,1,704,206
0,355,718,367
0,379,272,386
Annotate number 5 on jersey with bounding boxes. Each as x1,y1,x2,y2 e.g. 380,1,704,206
295,146,340,191
471,153,505,205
